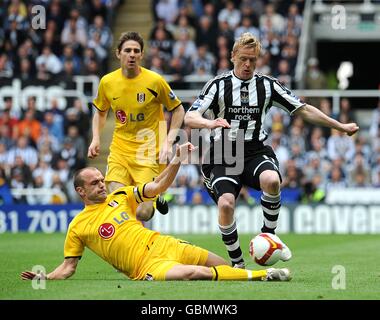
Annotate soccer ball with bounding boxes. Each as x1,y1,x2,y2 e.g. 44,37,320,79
249,233,283,266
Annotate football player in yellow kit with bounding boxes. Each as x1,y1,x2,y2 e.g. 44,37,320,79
21,143,291,282
88,31,185,221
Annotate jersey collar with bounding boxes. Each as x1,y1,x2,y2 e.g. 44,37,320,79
232,70,255,84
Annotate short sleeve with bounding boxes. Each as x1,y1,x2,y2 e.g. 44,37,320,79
271,80,305,115
157,76,182,111
92,77,110,112
64,228,84,258
187,78,218,115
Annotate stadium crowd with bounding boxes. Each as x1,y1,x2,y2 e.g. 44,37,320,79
1,0,380,206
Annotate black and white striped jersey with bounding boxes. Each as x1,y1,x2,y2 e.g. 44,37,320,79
188,71,305,145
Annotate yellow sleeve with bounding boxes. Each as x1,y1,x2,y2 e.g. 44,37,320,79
157,76,182,111
92,77,110,112
64,227,84,258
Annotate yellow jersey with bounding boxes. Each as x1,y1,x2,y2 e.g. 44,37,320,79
64,185,159,279
93,67,182,161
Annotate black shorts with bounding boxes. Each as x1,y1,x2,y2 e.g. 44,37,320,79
201,145,282,204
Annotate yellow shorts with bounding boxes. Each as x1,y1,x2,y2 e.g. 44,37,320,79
134,235,209,281
105,152,165,186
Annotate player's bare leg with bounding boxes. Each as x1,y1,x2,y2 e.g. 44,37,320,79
165,264,291,281
107,181,125,193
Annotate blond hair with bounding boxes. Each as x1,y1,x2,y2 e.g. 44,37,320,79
232,33,261,55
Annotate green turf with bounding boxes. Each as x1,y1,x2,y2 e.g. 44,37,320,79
1,233,379,300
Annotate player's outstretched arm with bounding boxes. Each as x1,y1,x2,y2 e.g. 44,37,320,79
294,104,359,136
21,257,80,281
184,111,230,129
160,105,185,164
88,109,108,159
144,142,196,197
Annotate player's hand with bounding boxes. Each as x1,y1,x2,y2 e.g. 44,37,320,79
159,141,173,164
21,271,46,281
88,140,100,159
342,123,359,136
208,118,230,129
175,142,197,163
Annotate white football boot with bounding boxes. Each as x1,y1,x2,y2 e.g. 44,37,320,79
276,236,292,261
232,261,246,269
265,268,292,281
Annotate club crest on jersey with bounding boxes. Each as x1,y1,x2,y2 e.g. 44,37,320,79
116,110,127,123
240,92,249,104
137,93,145,103
98,223,115,240
108,200,119,208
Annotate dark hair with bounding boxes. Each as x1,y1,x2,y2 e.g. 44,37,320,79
117,31,144,52
73,168,88,189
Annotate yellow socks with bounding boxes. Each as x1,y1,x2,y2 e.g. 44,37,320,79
210,265,267,281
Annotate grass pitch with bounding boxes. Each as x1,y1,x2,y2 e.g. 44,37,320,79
1,233,379,300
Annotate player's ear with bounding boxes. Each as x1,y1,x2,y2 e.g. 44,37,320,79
115,49,120,59
230,51,235,63
76,186,85,198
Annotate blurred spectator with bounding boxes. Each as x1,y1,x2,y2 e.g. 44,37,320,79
369,99,380,139
327,128,355,163
300,179,325,204
22,96,44,122
326,165,347,191
275,59,292,88
7,137,38,170
155,0,179,25
282,159,303,189
88,15,113,48
195,15,217,53
174,164,200,188
234,16,260,41
172,15,196,41
33,160,56,188
0,106,19,141
17,108,41,144
347,153,371,186
36,46,63,75
0,53,14,79
67,125,87,161
191,45,215,76
61,15,88,52
305,57,327,106
42,111,65,145
218,1,241,30
237,186,255,205
260,3,285,35
60,45,82,75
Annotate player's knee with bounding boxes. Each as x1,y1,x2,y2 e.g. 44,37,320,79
217,194,235,214
136,205,154,222
183,267,211,280
260,171,280,193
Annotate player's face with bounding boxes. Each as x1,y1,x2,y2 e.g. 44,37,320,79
117,40,143,72
231,46,259,80
81,169,107,203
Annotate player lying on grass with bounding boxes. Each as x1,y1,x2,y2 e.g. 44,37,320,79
21,143,290,282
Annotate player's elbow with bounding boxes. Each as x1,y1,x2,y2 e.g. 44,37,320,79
184,112,196,128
